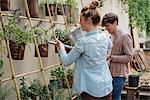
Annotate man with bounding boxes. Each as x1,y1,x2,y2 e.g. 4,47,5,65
102,13,133,100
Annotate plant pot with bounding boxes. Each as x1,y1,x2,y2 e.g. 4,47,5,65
1,0,10,11
8,41,25,60
35,44,48,57
145,40,150,48
27,0,39,18
57,4,69,15
128,75,139,87
45,4,57,16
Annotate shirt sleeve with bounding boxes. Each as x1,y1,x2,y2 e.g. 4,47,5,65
59,40,84,66
111,34,133,63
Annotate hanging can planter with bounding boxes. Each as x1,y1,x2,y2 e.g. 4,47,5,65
8,41,26,60
27,0,39,18
1,0,10,11
34,44,48,57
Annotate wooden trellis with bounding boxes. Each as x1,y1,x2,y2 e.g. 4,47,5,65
0,0,84,100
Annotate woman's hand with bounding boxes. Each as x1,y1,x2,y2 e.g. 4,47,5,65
55,38,62,50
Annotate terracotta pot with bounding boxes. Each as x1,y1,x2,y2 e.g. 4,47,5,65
8,41,25,60
35,44,48,57
1,0,10,11
27,0,39,18
128,75,139,87
45,4,57,16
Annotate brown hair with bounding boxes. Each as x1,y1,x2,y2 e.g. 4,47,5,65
81,0,101,25
101,13,118,27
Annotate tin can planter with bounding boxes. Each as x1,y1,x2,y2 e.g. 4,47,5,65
1,0,10,11
8,41,25,60
34,44,48,57
27,0,39,18
128,75,139,87
57,4,69,15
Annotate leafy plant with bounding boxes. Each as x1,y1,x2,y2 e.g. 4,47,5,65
28,79,43,98
50,67,65,80
34,27,49,44
0,84,13,100
55,28,71,45
2,10,32,46
19,77,29,100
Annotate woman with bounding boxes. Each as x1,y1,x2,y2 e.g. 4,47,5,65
55,1,113,100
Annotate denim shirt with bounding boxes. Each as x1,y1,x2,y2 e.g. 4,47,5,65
59,29,113,97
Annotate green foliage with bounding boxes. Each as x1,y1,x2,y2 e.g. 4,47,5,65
19,77,52,100
55,29,71,45
122,0,150,36
0,84,13,100
2,11,32,46
50,67,65,80
19,77,29,100
34,27,49,44
29,79,43,97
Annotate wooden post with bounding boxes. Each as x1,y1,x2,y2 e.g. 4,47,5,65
126,86,140,100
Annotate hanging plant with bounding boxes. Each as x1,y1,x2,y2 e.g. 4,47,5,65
2,9,32,60
34,27,49,57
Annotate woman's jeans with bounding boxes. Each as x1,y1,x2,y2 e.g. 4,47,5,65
112,77,126,100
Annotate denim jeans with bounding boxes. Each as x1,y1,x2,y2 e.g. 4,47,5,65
112,77,126,100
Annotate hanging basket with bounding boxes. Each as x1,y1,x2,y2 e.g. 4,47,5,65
27,0,39,18
1,0,10,11
34,44,48,57
8,41,25,60
128,75,139,87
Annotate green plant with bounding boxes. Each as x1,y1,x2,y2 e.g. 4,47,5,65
34,27,49,44
2,10,32,46
19,77,30,100
28,79,43,98
0,84,13,100
50,67,65,80
122,0,150,37
55,28,71,45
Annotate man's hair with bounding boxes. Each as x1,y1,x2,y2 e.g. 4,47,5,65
101,13,118,27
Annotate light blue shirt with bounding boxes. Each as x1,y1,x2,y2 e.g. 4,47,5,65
59,29,113,97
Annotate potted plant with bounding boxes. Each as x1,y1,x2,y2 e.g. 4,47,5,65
28,79,43,100
0,84,13,100
27,0,39,18
34,27,49,57
55,28,72,53
128,70,141,87
0,0,10,11
2,11,32,60
19,77,30,100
